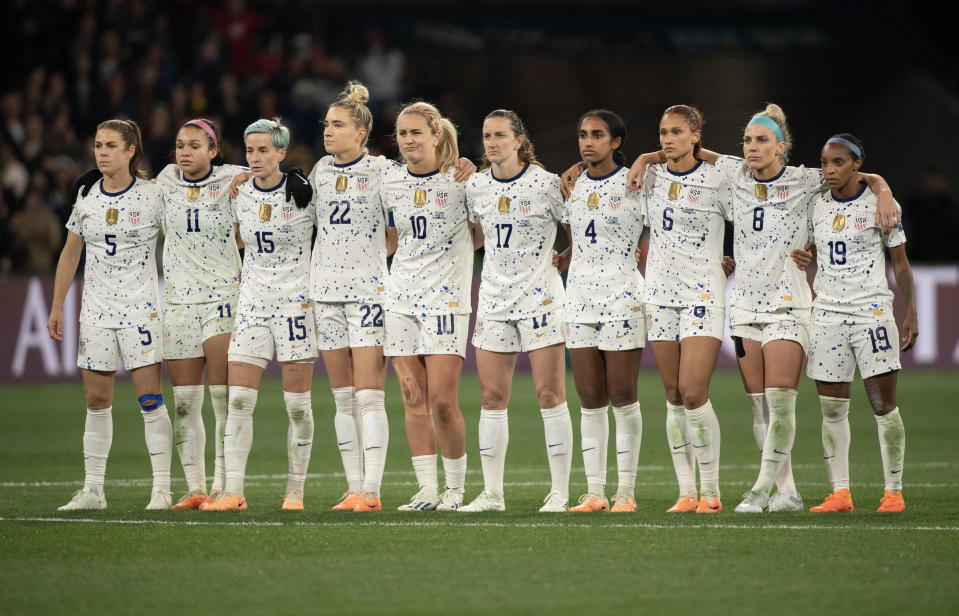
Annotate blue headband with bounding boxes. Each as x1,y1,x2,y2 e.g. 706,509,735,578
747,115,784,142
825,137,862,159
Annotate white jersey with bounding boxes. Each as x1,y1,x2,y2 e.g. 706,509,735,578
642,160,731,308
717,156,822,314
156,164,242,304
563,166,645,322
466,164,565,320
66,177,163,327
810,184,906,323
234,175,316,317
309,154,390,303
381,165,473,316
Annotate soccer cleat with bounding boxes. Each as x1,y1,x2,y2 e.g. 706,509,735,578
666,496,699,513
876,490,905,513
397,487,440,512
58,489,107,511
539,490,569,513
569,493,609,513
146,488,172,510
435,488,464,511
354,492,381,512
331,490,363,511
282,489,304,511
734,490,769,513
203,493,247,511
171,489,207,510
696,495,723,514
609,493,637,513
768,491,803,512
458,490,505,512
810,489,854,513
199,490,222,511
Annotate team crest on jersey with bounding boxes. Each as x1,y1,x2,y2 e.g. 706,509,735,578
105,208,119,225
520,200,532,215
209,184,221,199
498,197,510,214
777,186,789,200
854,215,868,231
414,189,427,207
282,204,295,221
437,192,448,207
587,193,600,210
832,215,846,232
688,188,701,204
128,210,140,225
187,186,200,202
754,184,768,202
259,203,273,221
609,196,621,210
335,176,348,193
357,176,369,191
668,182,681,201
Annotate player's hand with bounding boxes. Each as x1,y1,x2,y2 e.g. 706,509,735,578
70,168,103,203
560,162,586,199
47,307,64,342
626,155,648,190
901,308,918,352
452,158,476,182
722,255,735,276
791,242,815,269
553,248,571,272
286,167,312,208
228,170,253,198
875,190,899,234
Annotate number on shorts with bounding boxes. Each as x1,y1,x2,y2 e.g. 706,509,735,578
138,326,152,346
662,207,674,231
495,223,512,248
436,315,455,335
752,207,765,231
186,208,200,232
217,303,232,318
868,326,892,353
585,220,597,244
360,304,384,328
532,313,548,329
828,240,847,265
254,231,275,254
329,200,351,225
105,234,117,256
286,316,307,341
410,215,427,239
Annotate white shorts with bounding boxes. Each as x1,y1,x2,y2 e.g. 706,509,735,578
228,308,318,364
78,320,163,371
312,300,385,350
807,318,901,381
646,304,724,342
473,310,565,353
163,299,236,360
566,317,646,351
385,311,469,358
729,307,810,353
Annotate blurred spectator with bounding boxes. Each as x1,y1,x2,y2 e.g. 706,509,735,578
9,192,62,275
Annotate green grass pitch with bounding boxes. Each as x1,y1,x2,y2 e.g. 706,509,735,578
1,369,957,615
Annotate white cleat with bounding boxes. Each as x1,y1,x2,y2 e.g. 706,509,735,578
58,489,106,511
734,490,769,513
767,491,803,512
435,488,464,511
397,487,440,512
539,490,569,513
145,487,172,510
458,490,505,512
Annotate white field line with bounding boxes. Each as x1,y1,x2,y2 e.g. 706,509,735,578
1,516,957,532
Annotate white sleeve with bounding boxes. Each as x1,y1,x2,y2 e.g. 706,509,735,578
546,175,564,222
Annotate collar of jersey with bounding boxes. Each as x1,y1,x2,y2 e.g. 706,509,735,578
831,181,868,203
666,160,702,177
333,154,365,168
407,167,439,178
751,165,786,184
99,177,136,197
491,163,529,184
182,166,214,185
586,165,622,181
253,174,287,192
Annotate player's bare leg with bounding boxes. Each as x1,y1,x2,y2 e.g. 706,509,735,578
393,355,439,511
59,369,115,510
425,354,467,510
529,344,571,512
132,362,172,509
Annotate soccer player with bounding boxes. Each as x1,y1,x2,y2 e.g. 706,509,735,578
382,101,475,511
205,118,317,511
791,134,916,513
556,110,645,514
48,118,173,510
458,110,572,513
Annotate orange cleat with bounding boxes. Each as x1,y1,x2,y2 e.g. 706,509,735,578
203,493,247,511
809,488,854,513
331,490,363,511
170,490,208,510
282,489,304,511
876,490,905,513
354,492,381,512
610,493,637,513
696,495,723,514
198,490,221,511
666,496,700,513
570,493,609,513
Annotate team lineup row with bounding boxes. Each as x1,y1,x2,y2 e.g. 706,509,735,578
47,81,916,516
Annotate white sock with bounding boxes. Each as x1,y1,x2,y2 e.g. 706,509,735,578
876,408,905,492
819,395,851,491
284,391,314,493
442,454,467,495
357,389,388,496
142,404,173,492
172,385,206,493
83,407,113,497
541,402,572,499
332,386,363,492
412,454,438,492
612,402,642,498
665,401,697,497
224,386,258,495
580,406,609,497
479,408,508,496
752,388,797,496
748,393,768,452
686,400,721,498
209,385,229,493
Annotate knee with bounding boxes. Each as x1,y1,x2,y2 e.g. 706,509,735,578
481,386,509,411
85,393,112,410
678,384,706,409
662,384,682,407
535,387,564,410
576,388,607,410
398,375,425,409
429,396,457,423
608,388,637,408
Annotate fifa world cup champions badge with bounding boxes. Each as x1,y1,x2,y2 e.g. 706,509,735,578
187,186,200,202
259,203,273,222
105,208,119,225
668,182,681,201
832,215,846,232
335,176,348,194
498,196,510,214
414,189,427,207
754,184,768,202
587,193,600,210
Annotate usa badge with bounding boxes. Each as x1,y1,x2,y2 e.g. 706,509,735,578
414,189,427,208
357,176,369,191
520,200,532,215
498,197,510,214
755,184,768,202
777,186,789,200
587,193,600,211
437,192,448,207
832,215,846,232
282,205,294,221
187,186,200,202
105,208,119,225
668,182,681,201
209,184,221,199
609,196,621,210
335,176,348,194
259,203,273,222
854,215,868,231
128,210,140,225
